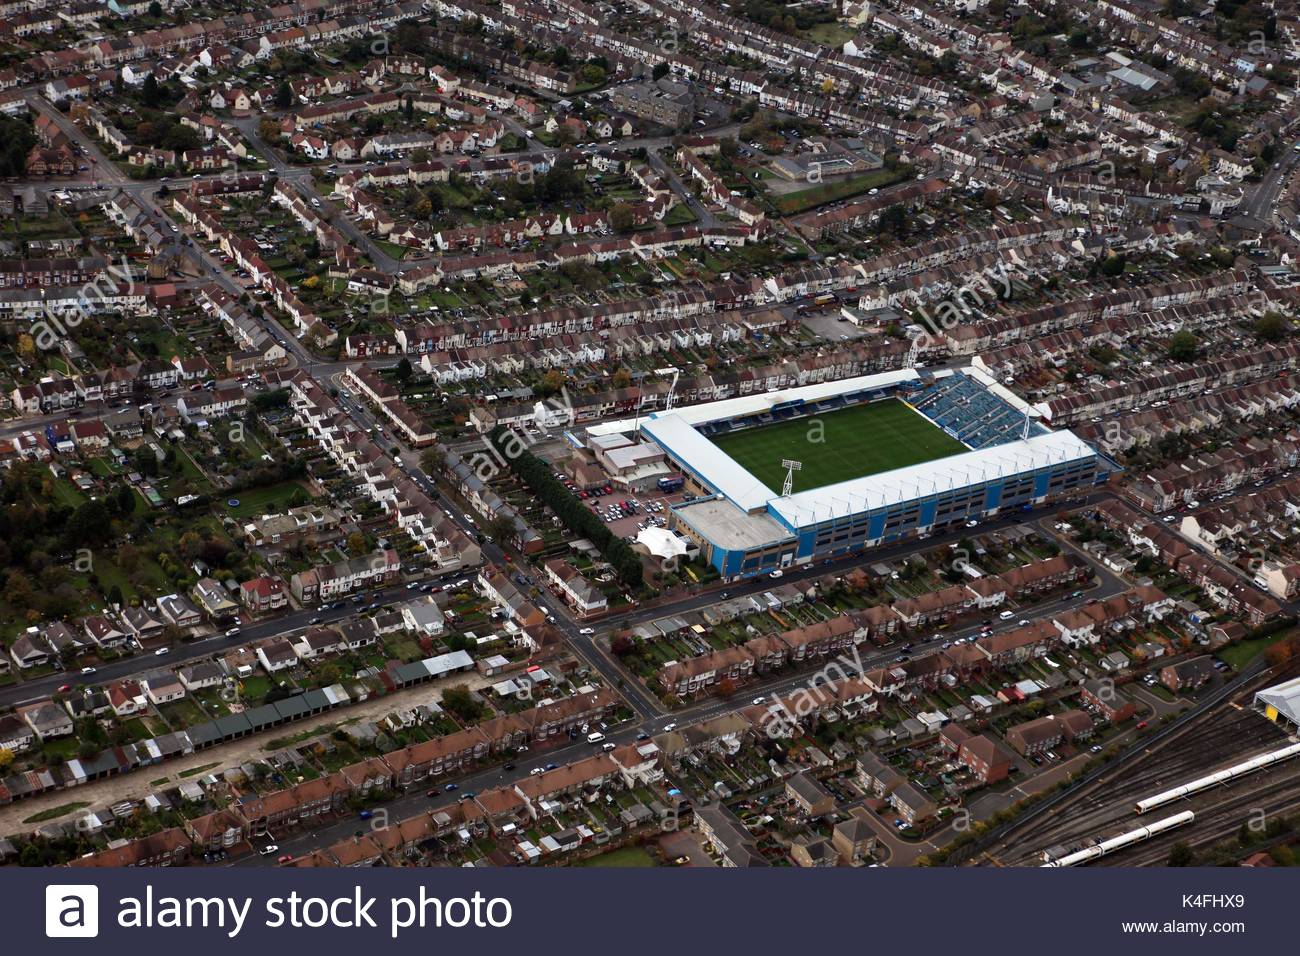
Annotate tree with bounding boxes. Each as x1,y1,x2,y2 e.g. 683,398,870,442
148,0,162,15
141,74,163,108
610,634,636,657
487,513,516,546
1254,311,1291,343
652,61,669,80
611,368,633,388
1167,330,1199,362
66,499,112,548
259,118,281,143
608,202,635,233
346,531,367,554
420,448,447,476
3,570,33,610
274,81,293,109
178,531,204,561
1167,842,1196,866
441,684,485,723
537,369,567,396
1264,637,1295,668
396,356,413,383
0,747,13,770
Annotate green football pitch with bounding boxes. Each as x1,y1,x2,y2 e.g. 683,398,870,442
709,399,968,495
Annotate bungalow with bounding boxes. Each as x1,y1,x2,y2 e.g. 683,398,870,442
157,593,203,629
256,638,299,673
143,672,187,706
178,660,225,692
193,578,241,622
19,700,75,740
10,632,52,669
121,605,166,641
400,596,446,637
291,626,346,660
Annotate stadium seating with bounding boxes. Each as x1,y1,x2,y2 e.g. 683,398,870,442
911,375,1045,449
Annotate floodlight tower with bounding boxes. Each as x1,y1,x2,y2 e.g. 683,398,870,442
664,368,681,413
1020,404,1040,441
781,459,802,498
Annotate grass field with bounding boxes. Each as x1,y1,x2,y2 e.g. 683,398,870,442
577,845,658,867
710,399,967,495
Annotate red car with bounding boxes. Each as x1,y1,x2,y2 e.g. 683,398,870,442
277,854,293,864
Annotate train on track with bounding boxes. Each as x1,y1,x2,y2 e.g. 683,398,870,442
1040,811,1195,867
1133,741,1300,814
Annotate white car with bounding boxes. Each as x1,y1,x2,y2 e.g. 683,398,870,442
259,844,279,856
752,696,766,705
769,569,784,579
662,722,677,732
80,666,96,675
529,767,544,776
579,627,595,635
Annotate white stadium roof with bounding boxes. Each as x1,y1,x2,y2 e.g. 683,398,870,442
588,368,920,439
639,370,1099,525
652,368,920,428
769,430,1097,529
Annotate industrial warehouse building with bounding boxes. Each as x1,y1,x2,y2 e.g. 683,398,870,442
1255,675,1300,732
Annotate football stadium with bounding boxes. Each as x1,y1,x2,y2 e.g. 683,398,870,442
633,367,1114,580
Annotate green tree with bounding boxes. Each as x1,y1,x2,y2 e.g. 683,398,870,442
1255,310,1290,343
486,513,516,545
441,684,485,723
1099,253,1125,277
1167,330,1199,362
608,202,635,233
1167,842,1196,866
141,74,163,108
274,81,293,109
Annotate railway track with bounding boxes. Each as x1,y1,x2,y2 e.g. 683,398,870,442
1095,767,1300,867
987,667,1296,864
1011,761,1300,866
1005,709,1288,852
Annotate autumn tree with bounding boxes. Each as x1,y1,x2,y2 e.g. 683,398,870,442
609,202,635,233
